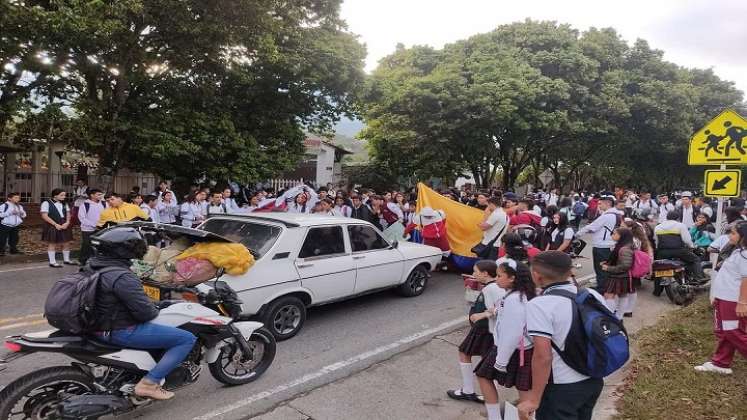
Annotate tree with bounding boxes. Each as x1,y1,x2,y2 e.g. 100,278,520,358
2,0,365,183
359,21,744,191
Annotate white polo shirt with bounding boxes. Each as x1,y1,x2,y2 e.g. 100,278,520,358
527,282,606,384
712,249,747,303
482,208,508,245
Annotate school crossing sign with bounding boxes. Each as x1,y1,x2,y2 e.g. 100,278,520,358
688,109,747,165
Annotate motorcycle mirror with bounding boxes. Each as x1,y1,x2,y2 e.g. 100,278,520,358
215,267,225,279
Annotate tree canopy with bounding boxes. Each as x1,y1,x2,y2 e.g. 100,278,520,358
1,0,365,183
358,20,745,191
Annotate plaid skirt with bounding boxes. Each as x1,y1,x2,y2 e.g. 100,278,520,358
474,346,534,392
605,275,636,296
41,223,73,243
458,326,494,357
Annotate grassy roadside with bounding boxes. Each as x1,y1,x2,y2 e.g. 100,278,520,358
614,297,746,420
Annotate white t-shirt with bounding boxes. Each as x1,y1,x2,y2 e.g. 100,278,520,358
681,206,695,229
710,234,731,251
551,227,575,243
481,282,507,335
40,201,68,217
482,208,508,245
527,283,606,384
712,249,747,302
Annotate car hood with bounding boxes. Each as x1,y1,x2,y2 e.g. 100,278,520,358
395,240,443,256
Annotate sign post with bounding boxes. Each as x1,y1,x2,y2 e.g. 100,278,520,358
539,169,553,188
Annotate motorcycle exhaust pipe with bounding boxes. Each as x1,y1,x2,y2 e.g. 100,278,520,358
58,394,133,420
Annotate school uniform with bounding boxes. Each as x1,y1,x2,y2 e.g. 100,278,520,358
548,226,575,252
459,282,506,356
157,201,179,224
335,205,352,217
604,245,635,296
40,200,72,243
0,201,26,254
576,209,619,293
77,199,106,265
475,291,534,391
708,249,747,368
527,282,605,420
180,202,205,227
223,197,241,214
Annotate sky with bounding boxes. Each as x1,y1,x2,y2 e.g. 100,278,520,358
340,0,747,96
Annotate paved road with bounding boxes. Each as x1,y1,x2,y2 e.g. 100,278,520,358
0,252,595,420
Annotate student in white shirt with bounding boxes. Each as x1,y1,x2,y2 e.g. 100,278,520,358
334,196,352,217
77,188,106,265
158,191,179,224
519,251,606,420
72,179,88,224
318,198,342,216
695,223,747,375
545,212,574,253
40,188,74,267
475,259,535,420
478,197,509,258
448,260,506,405
576,196,619,293
180,191,207,227
222,188,241,214
656,194,675,223
206,192,228,217
143,195,161,224
678,191,697,228
0,193,26,255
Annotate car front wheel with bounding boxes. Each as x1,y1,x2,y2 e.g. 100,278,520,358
397,265,429,297
262,296,307,341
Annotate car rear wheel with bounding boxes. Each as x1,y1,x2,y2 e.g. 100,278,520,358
262,296,307,341
397,265,429,297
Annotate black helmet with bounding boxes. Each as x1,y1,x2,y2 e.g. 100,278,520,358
91,226,148,260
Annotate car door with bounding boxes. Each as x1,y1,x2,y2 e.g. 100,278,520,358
347,224,404,293
295,225,356,302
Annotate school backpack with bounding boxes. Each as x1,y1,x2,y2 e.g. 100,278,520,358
629,250,652,278
44,267,129,334
545,288,630,378
573,201,586,218
468,291,490,329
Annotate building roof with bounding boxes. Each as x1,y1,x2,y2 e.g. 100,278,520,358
304,135,352,155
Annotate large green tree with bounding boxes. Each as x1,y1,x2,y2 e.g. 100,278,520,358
1,0,365,183
358,20,744,191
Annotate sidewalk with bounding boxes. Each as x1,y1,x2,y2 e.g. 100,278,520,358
251,283,678,420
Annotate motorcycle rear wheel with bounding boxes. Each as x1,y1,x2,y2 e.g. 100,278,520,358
208,328,276,386
0,366,94,420
664,281,694,306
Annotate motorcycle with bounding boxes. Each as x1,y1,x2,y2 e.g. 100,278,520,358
0,279,276,420
651,258,712,305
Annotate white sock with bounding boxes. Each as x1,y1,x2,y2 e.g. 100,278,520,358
459,362,475,394
616,296,629,319
62,250,71,262
625,292,638,313
48,251,57,265
486,403,502,420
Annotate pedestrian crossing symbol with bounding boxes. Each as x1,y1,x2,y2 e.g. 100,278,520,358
689,109,747,165
704,169,741,197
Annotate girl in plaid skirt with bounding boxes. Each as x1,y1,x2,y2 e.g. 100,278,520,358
475,258,536,420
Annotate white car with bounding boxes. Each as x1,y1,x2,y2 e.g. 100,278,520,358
195,213,444,340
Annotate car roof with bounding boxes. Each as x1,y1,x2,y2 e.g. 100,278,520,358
209,213,370,228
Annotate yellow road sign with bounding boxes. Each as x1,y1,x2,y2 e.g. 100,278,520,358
688,109,747,165
704,169,741,197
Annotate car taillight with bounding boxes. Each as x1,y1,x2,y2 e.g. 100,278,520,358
180,291,199,303
4,342,22,352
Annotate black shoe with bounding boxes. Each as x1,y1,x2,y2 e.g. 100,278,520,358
63,261,79,266
446,389,484,403
623,312,633,318
49,263,62,268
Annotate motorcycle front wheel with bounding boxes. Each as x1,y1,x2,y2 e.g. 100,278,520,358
208,328,276,386
0,366,94,420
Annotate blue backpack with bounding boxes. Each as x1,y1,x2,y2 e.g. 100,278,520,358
546,288,630,378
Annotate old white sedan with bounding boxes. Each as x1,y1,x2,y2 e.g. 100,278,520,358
198,213,444,340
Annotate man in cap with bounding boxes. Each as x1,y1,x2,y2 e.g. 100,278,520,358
576,196,621,293
677,192,698,229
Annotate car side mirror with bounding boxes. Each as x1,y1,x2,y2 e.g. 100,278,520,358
391,240,399,249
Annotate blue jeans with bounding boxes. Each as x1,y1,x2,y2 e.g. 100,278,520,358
102,322,196,383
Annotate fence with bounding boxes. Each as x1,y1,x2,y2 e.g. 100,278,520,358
265,178,308,192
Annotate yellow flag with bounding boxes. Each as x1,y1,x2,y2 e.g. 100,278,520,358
416,183,485,258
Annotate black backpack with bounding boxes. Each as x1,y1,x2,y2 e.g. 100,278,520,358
44,267,128,334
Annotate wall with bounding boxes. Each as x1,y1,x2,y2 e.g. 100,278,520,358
315,143,336,186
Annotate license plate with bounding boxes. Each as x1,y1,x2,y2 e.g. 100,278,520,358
654,270,674,277
143,284,161,301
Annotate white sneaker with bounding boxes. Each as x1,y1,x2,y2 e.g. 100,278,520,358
694,362,732,375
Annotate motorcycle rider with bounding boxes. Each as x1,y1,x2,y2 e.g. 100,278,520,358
654,210,707,288
90,227,196,400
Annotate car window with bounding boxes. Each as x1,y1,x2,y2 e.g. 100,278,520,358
200,219,281,258
299,226,346,259
348,225,390,252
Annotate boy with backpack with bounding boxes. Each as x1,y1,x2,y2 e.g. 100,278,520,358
518,251,629,420
571,196,587,230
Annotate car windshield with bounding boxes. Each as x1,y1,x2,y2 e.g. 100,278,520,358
200,219,282,258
